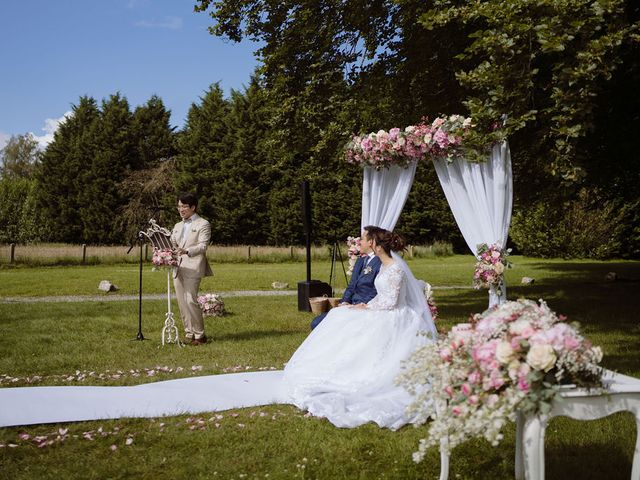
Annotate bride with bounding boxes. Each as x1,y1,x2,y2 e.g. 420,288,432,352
283,226,437,430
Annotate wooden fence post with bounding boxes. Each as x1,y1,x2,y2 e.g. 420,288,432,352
144,244,149,260
290,246,294,258
408,245,414,258
10,243,16,263
247,246,251,260
82,244,87,264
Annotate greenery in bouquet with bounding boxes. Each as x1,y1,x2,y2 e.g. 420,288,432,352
399,299,604,461
151,248,178,268
344,115,500,170
473,243,512,296
197,293,225,317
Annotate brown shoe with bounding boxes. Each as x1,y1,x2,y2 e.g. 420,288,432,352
190,335,207,346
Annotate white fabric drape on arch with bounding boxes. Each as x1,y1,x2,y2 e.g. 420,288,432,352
431,141,513,308
360,162,437,339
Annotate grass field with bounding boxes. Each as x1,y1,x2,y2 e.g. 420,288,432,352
1,258,639,479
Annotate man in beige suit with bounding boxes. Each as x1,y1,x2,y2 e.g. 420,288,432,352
171,193,213,345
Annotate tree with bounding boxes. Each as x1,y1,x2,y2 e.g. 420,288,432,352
0,133,41,179
37,96,100,243
131,95,176,168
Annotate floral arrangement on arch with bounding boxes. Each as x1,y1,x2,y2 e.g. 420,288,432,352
346,236,364,277
152,248,178,268
398,299,604,461
344,115,485,170
197,293,225,317
473,243,512,296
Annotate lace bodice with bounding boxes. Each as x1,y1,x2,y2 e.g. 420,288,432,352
367,263,406,310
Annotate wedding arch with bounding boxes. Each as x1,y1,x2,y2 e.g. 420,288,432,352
346,115,513,308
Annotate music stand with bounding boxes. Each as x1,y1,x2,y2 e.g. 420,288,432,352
139,219,183,347
328,235,349,297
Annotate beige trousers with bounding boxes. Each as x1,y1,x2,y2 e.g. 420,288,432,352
173,273,204,339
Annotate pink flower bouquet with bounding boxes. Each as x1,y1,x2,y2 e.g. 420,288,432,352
399,299,604,460
197,293,225,317
152,248,178,268
473,243,511,295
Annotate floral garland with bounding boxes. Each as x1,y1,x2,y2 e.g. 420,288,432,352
399,299,604,461
152,248,178,268
473,243,511,296
197,293,225,317
344,115,489,169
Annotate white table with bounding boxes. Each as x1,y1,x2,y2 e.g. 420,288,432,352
439,369,640,480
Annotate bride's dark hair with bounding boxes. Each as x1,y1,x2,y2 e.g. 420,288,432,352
364,226,406,255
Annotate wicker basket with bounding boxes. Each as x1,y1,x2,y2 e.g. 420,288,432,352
309,296,330,314
327,297,342,308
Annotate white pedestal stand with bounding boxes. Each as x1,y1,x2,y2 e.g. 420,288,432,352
161,270,182,347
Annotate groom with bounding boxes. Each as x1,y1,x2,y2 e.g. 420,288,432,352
310,227,381,329
171,192,213,345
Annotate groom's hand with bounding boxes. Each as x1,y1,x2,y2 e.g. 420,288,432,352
349,303,368,310
175,248,188,256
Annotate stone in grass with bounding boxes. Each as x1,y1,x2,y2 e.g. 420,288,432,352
98,280,119,293
271,281,289,289
604,272,617,282
521,277,535,285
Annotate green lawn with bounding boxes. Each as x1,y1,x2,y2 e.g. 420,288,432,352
1,258,640,479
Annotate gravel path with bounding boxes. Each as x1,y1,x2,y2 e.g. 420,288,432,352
0,286,470,304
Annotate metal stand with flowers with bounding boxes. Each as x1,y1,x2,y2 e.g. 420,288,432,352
141,220,183,347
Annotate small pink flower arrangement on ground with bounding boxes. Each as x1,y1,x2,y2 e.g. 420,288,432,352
152,248,178,267
346,236,365,276
197,293,225,317
473,243,512,296
399,299,604,461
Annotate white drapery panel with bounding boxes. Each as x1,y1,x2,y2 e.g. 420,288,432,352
432,141,513,308
360,161,437,339
361,162,417,232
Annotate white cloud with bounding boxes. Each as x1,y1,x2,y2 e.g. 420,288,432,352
134,16,182,30
30,111,73,150
0,132,10,151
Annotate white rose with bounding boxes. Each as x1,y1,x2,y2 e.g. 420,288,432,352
495,341,515,364
494,262,505,275
526,344,556,372
509,319,530,335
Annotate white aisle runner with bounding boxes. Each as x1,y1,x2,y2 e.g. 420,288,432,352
0,371,289,428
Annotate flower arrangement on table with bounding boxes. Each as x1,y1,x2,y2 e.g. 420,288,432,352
346,236,364,277
399,299,604,461
344,115,500,170
197,293,225,317
473,243,512,296
151,248,178,268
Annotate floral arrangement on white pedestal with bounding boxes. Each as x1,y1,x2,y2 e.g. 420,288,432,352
423,282,439,322
344,115,501,170
197,293,225,317
346,236,363,277
151,248,178,268
399,299,604,461
473,243,511,296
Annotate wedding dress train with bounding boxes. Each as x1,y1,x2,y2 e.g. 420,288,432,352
283,262,435,430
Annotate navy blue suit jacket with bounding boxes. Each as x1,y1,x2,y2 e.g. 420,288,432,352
342,255,381,304
310,255,381,330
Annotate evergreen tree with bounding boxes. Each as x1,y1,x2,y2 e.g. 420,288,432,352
131,95,176,168
37,96,99,242
175,83,230,225
78,93,135,244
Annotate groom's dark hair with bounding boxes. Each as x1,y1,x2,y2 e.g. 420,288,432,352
178,192,198,209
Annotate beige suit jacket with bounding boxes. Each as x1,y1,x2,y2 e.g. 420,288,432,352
171,215,213,279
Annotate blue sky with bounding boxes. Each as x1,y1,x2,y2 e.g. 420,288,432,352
0,0,260,149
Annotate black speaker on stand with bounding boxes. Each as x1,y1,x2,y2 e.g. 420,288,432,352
297,180,332,311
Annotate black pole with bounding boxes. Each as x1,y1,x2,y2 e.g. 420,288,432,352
136,232,145,341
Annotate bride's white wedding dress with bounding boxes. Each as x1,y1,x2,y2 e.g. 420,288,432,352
283,262,435,430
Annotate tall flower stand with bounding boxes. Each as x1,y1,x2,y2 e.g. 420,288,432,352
161,269,182,347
